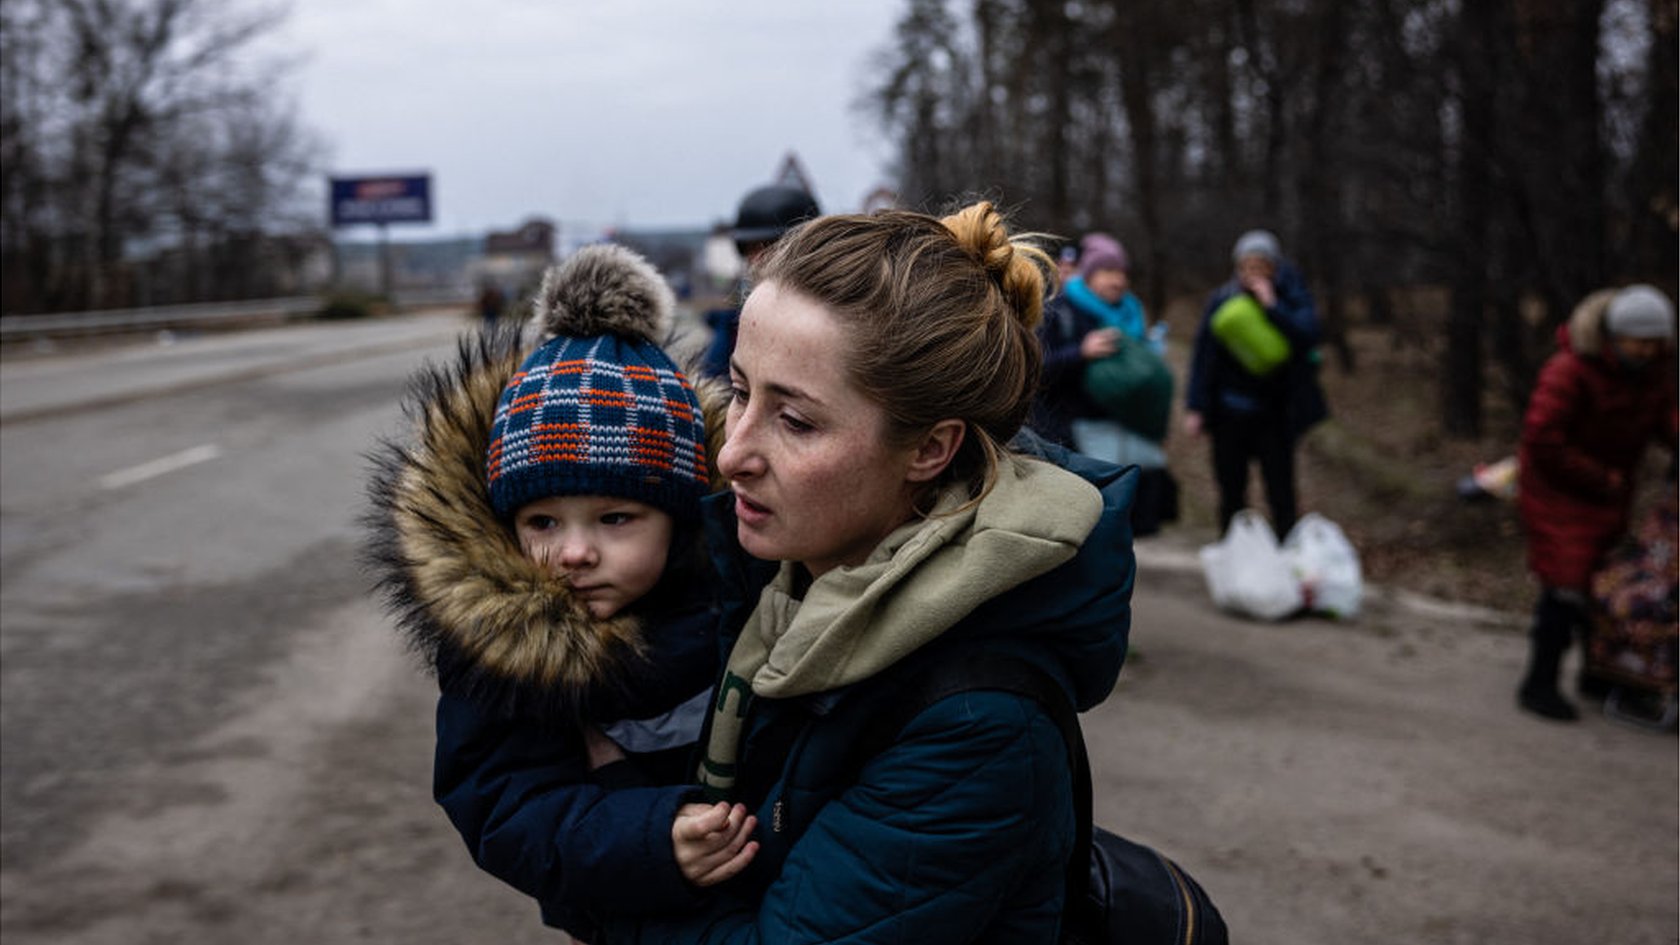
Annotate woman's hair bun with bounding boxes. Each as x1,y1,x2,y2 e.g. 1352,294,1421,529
940,201,1049,330
531,243,674,342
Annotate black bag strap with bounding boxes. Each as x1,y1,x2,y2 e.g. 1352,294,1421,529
848,650,1096,928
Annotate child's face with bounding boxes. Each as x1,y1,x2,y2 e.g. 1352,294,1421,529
514,495,674,619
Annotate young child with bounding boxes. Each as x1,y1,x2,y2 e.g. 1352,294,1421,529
367,244,755,936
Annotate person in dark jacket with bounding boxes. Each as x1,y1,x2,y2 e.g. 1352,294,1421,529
1031,233,1159,452
598,202,1135,943
365,245,751,937
1183,229,1327,537
698,184,821,380
1515,284,1678,721
1032,233,1176,536
477,279,507,327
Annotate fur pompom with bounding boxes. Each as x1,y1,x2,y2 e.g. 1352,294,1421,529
531,244,674,343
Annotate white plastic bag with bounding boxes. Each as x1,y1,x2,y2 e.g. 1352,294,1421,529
1199,509,1303,621
1282,512,1363,618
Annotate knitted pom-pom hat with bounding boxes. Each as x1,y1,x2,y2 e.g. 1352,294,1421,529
1231,229,1282,266
1606,284,1676,341
486,245,708,522
1079,243,1130,279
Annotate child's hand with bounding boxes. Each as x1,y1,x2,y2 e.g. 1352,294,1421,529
582,726,626,770
672,802,758,887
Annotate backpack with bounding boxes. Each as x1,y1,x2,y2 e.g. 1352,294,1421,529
851,652,1228,945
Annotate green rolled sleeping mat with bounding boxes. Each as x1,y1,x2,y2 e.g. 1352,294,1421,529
1082,337,1174,443
1210,293,1291,376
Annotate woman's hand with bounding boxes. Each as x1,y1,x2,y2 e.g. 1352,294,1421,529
1240,272,1277,308
1183,410,1204,439
1079,328,1121,360
673,802,759,887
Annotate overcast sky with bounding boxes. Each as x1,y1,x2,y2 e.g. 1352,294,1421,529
273,1,905,239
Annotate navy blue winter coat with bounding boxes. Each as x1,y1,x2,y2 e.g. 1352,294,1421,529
1185,262,1328,441
603,440,1136,944
700,306,742,381
365,327,725,937
431,599,718,934
1030,293,1107,447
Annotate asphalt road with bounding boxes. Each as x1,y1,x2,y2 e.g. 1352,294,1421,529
1,312,1674,944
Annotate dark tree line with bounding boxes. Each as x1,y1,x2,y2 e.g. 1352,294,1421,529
864,0,1677,437
0,0,322,315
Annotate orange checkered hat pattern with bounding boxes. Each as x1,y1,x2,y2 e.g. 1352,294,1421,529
486,332,707,522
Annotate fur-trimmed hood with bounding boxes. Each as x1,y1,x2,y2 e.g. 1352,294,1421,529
1563,287,1617,359
364,323,730,722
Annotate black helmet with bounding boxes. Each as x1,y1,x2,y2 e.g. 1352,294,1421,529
732,185,821,246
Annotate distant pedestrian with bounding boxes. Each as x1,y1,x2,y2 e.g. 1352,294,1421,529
1032,234,1128,450
1183,229,1327,537
698,184,820,379
1515,284,1677,722
477,280,506,328
1030,233,1177,534
1055,241,1080,284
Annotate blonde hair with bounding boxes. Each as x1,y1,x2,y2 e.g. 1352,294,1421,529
756,200,1052,502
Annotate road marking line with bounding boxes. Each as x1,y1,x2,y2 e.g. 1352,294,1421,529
99,443,223,490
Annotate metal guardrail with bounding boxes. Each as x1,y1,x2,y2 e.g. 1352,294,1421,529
0,297,320,339
0,289,474,341
390,287,477,309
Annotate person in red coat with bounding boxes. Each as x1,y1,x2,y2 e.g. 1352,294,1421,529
1516,284,1678,721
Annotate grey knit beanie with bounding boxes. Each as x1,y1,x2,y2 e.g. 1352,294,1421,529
1605,284,1676,340
1231,229,1282,266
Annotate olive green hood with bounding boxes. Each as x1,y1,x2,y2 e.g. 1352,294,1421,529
697,455,1102,797
741,456,1104,697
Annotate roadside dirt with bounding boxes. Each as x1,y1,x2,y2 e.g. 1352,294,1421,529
1105,561,1677,945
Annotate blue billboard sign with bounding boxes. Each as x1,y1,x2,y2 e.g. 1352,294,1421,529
330,174,432,226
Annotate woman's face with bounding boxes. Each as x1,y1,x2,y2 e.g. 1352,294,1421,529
1608,334,1668,370
1235,254,1275,284
717,281,924,578
1086,267,1129,304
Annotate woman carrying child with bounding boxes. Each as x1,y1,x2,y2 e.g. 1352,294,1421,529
371,202,1138,941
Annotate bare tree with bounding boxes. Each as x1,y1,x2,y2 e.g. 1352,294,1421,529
1623,0,1678,285
0,0,320,313
863,0,1676,439
1444,0,1503,437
